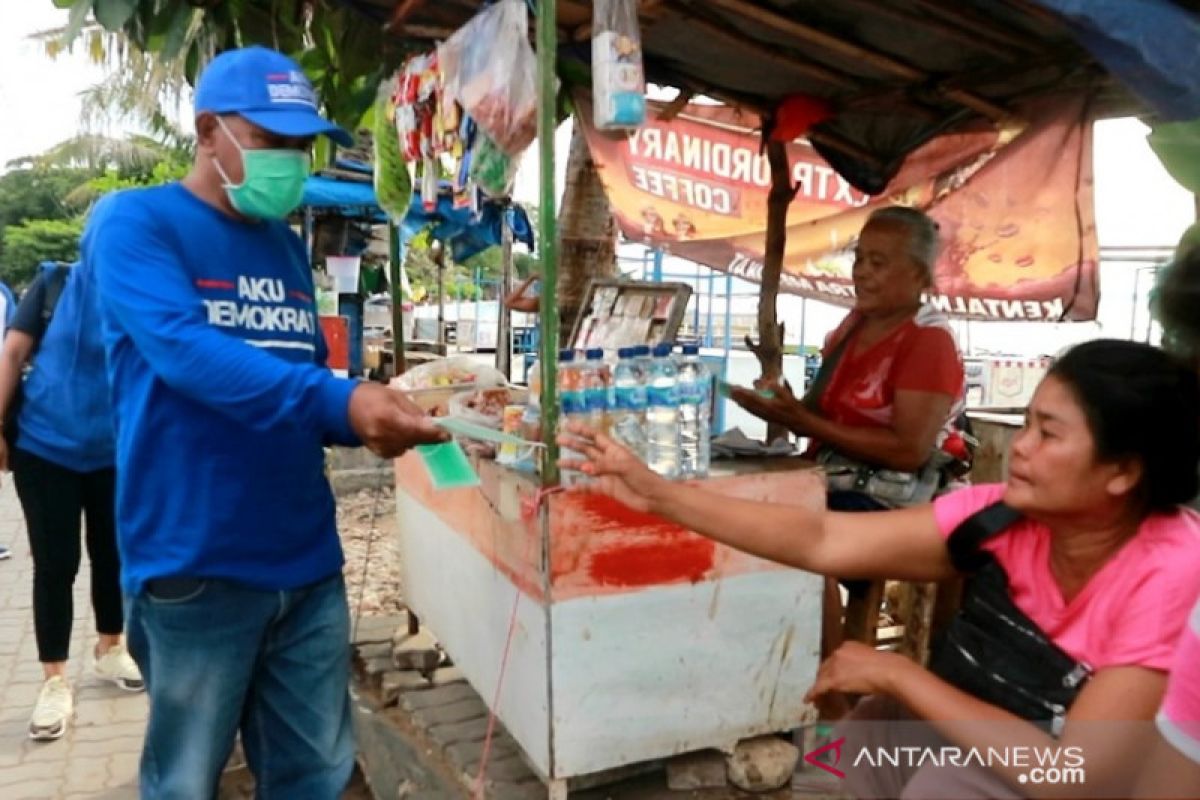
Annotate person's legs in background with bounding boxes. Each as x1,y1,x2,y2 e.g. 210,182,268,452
240,573,354,800
81,465,142,690
12,447,85,740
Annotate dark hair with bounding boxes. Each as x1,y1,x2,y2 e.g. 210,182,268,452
1049,339,1200,512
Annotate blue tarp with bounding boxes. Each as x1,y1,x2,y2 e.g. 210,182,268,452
301,175,386,220
300,176,534,263
1030,0,1200,121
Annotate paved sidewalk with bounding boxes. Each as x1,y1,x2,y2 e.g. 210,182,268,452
0,480,145,800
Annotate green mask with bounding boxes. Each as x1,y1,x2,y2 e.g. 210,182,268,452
215,117,309,220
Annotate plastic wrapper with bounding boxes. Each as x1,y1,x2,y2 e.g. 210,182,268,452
439,0,538,156
593,0,646,130
391,356,505,392
372,77,412,219
448,386,512,429
470,132,519,198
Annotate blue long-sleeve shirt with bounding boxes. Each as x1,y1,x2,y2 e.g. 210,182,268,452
83,183,360,595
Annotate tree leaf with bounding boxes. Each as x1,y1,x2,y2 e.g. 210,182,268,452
184,39,202,85
162,4,196,62
64,0,96,45
52,0,76,8
93,0,138,32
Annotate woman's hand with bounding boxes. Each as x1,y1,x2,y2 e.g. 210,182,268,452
557,422,669,513
730,377,806,431
804,641,912,703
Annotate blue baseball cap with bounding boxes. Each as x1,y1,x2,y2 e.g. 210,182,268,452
194,46,353,147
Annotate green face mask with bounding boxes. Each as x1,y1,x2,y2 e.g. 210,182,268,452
215,117,310,220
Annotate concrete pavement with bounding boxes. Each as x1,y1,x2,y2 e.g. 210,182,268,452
0,480,145,799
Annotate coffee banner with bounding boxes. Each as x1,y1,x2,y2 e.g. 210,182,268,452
579,99,1098,321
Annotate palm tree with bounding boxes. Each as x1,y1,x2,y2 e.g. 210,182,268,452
31,16,205,146
555,125,618,344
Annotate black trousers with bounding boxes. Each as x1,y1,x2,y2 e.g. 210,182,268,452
11,447,122,663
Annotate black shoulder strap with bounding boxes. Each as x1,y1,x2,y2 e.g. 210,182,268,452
36,264,70,340
801,318,861,411
946,500,1023,573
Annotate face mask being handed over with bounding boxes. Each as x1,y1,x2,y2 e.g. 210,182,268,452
213,116,310,220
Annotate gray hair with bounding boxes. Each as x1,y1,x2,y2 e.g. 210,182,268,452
865,206,941,280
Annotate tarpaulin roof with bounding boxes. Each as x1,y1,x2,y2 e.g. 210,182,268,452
338,0,1199,193
300,174,536,262
302,175,387,221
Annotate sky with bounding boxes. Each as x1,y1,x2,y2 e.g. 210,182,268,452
1,5,1193,253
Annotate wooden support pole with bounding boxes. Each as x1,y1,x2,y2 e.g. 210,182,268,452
746,140,795,444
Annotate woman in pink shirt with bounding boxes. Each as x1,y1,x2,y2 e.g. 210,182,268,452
561,338,1200,798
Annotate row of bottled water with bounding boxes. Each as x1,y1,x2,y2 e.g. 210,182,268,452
558,343,712,480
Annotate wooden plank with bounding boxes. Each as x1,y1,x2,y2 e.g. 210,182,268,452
909,0,1044,55
385,0,428,33
671,3,859,91
705,0,1010,121
839,0,1021,62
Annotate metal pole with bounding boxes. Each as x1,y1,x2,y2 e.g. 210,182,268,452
799,297,808,353
537,0,560,485
473,264,481,352
651,249,664,283
436,243,445,348
388,221,407,375
705,272,714,348
496,205,514,378
723,273,733,355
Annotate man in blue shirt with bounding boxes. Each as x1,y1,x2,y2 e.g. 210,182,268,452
83,47,446,798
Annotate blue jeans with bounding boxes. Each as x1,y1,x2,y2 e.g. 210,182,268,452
125,573,354,800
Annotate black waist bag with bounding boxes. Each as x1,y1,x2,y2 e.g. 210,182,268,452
928,502,1093,737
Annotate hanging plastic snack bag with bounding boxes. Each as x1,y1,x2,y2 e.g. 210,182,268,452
373,76,413,220
470,132,519,198
439,0,539,157
593,0,646,130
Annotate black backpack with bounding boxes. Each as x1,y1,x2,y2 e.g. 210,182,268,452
3,263,73,447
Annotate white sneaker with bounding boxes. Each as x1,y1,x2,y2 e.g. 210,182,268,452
29,676,73,741
94,643,145,692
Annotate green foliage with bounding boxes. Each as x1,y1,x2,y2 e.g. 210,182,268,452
0,218,84,286
0,168,95,227
52,0,414,132
65,159,190,207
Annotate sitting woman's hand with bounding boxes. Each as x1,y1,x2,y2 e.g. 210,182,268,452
730,377,805,430
557,422,668,513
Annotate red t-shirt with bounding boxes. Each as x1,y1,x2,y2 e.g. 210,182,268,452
819,309,964,430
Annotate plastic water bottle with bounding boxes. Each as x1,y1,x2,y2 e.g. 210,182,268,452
645,343,681,479
610,347,647,460
558,350,589,484
677,344,711,478
514,357,542,472
633,344,653,385
583,348,610,431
